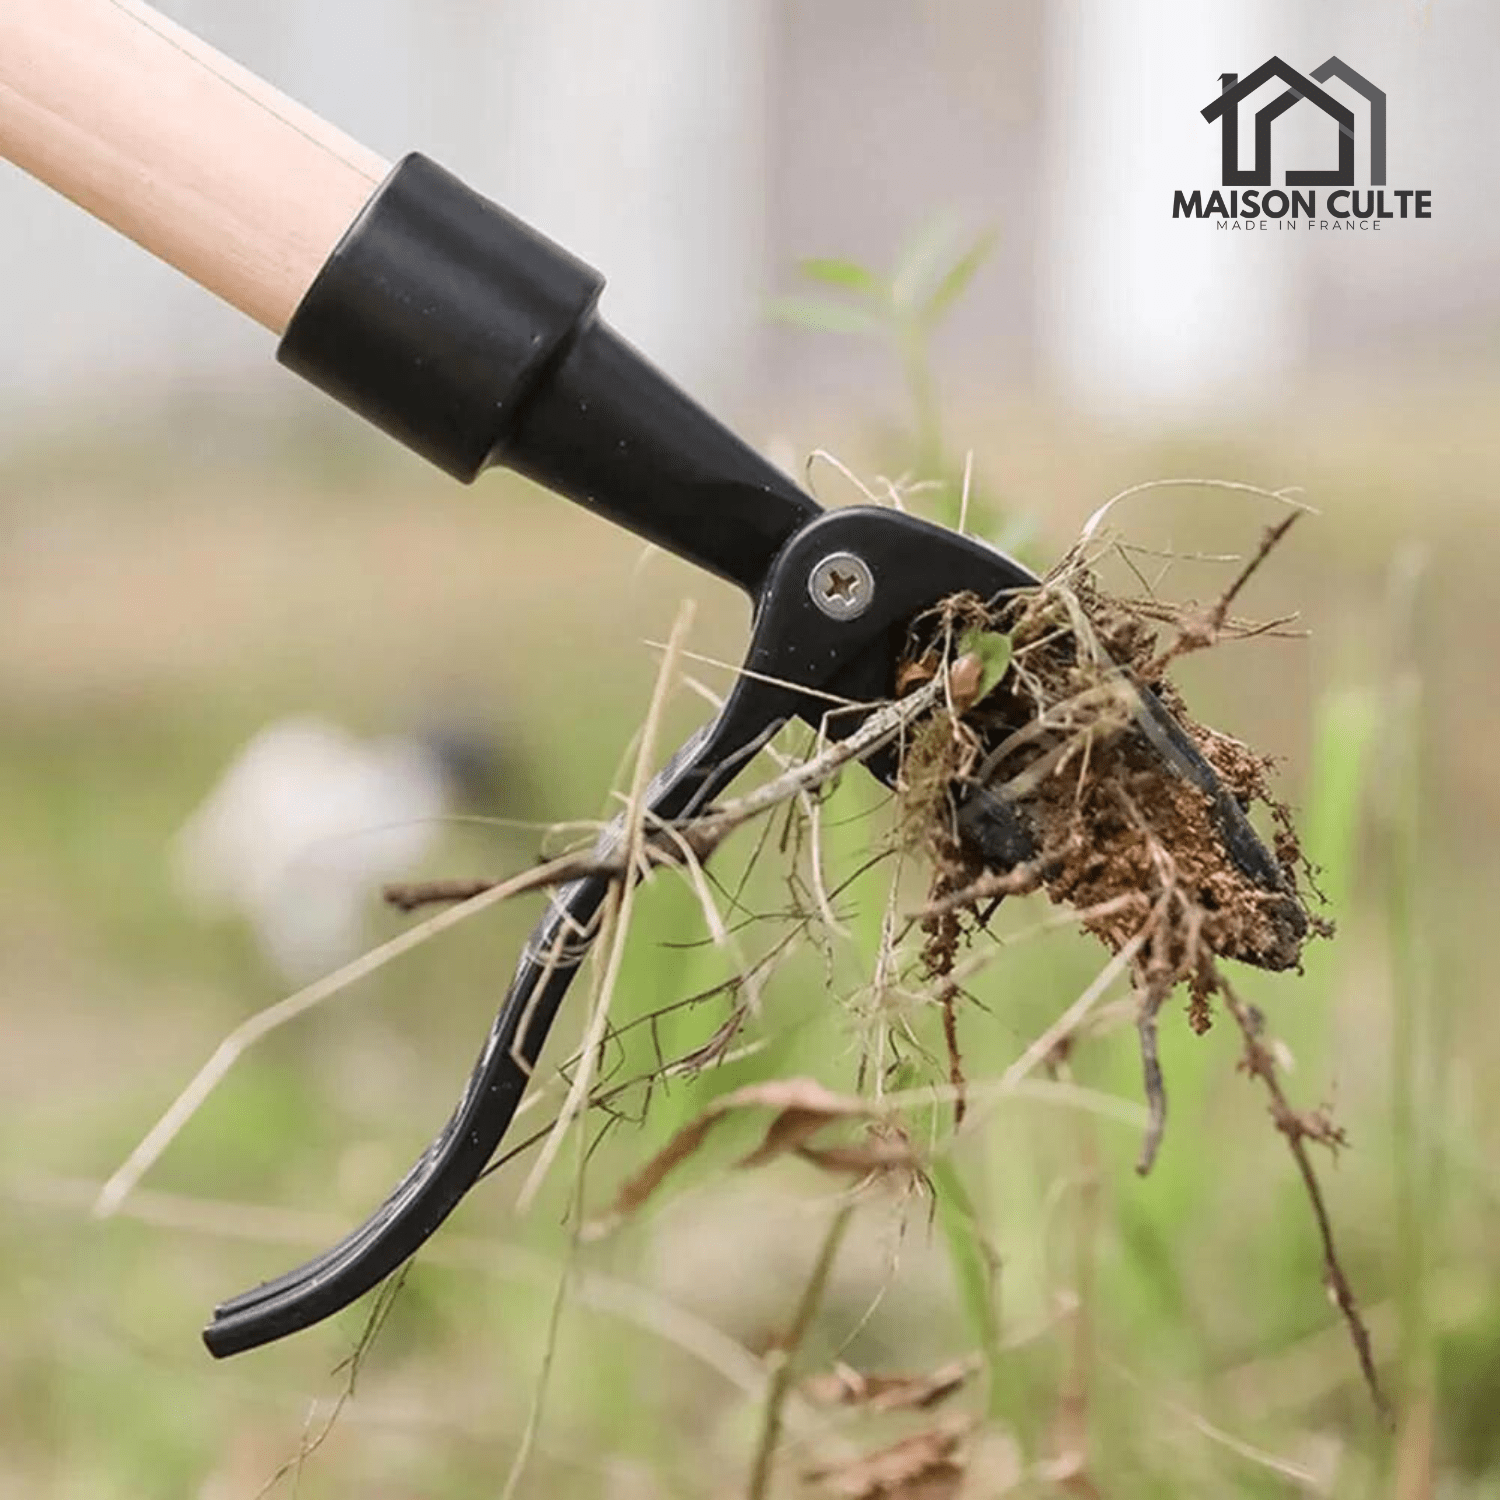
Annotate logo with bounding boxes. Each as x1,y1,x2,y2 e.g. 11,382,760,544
1173,55,1431,229
1203,57,1381,187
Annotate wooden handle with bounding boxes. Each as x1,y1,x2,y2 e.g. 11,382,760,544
0,0,391,334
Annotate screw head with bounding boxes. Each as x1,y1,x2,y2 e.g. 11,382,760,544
808,551,875,620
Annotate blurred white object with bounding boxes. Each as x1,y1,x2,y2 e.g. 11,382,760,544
174,717,452,982
492,0,767,403
1038,0,1304,422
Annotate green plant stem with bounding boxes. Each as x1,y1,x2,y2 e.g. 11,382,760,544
899,322,944,485
929,1156,1010,1422
1385,556,1434,1426
746,1202,855,1500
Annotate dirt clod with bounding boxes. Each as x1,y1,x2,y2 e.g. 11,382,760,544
901,555,1324,1003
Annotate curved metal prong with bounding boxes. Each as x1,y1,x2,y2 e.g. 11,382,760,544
203,690,795,1356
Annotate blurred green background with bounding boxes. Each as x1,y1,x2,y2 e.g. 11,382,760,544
4,3,1498,1496
4,381,1497,1496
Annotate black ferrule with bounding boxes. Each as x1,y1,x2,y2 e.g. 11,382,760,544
280,154,602,484
279,153,818,593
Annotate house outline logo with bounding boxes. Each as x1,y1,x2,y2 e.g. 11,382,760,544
1201,55,1387,188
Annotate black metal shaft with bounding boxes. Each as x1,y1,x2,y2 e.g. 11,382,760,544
279,153,818,593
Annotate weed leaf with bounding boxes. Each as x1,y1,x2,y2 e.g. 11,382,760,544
767,296,882,336
956,627,1013,704
799,257,883,295
921,229,998,328
891,215,966,313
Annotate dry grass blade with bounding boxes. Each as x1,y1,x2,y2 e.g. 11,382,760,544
1067,477,1314,568
1143,512,1303,678
517,599,696,1210
254,1265,410,1497
92,865,577,1217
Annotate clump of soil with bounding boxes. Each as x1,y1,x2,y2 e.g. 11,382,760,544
901,544,1327,1015
888,521,1386,1411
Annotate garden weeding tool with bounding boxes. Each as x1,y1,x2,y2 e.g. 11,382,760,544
0,0,1302,1357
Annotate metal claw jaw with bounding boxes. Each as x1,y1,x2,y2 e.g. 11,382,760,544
203,506,1036,1355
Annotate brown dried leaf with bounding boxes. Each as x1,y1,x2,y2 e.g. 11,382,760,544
806,1418,970,1498
739,1107,845,1167
735,1078,872,1167
798,1128,924,1182
587,1110,729,1234
726,1077,871,1117
796,1137,922,1177
803,1356,977,1413
896,652,940,696
587,1077,871,1233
